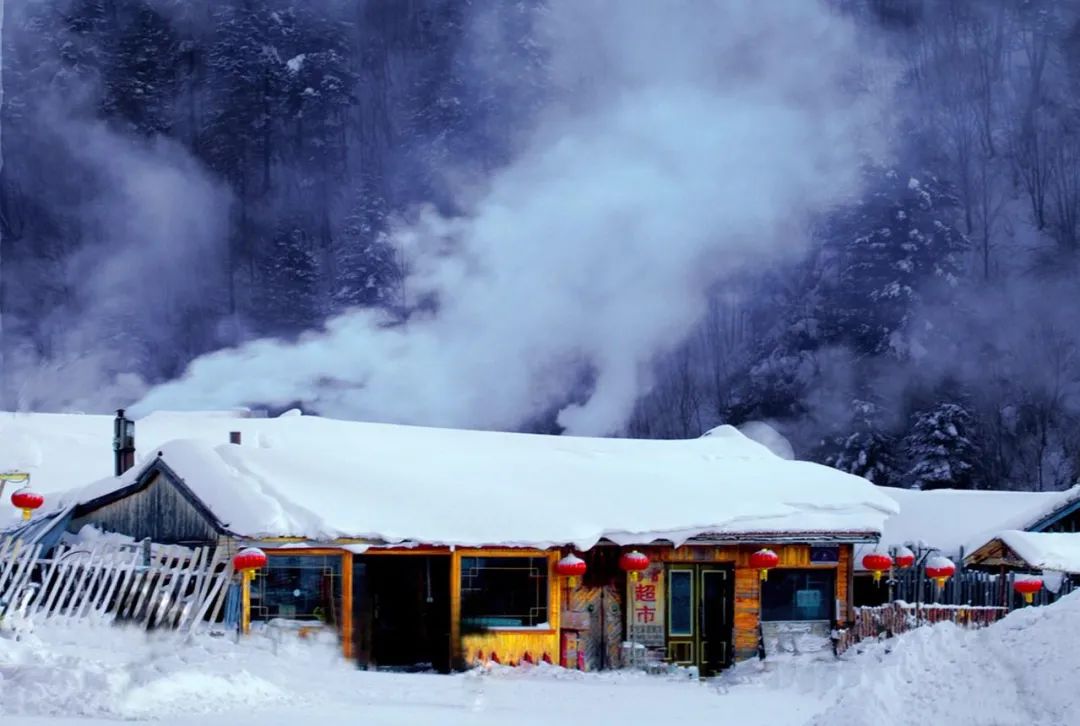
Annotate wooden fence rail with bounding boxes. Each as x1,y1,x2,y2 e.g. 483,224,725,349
835,602,1008,655
0,536,234,632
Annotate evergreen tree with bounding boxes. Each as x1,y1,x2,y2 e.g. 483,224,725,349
903,400,981,490
818,399,901,486
822,167,968,357
252,222,320,337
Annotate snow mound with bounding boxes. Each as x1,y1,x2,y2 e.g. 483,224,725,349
812,592,1080,726
0,623,325,719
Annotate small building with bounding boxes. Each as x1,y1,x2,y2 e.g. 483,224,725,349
852,485,1080,606
6,411,895,674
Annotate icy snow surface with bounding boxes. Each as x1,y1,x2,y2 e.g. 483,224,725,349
4,593,1079,725
2,411,896,547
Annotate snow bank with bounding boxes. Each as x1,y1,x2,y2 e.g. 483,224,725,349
997,530,1080,574
0,624,299,719
35,413,896,546
811,592,1080,725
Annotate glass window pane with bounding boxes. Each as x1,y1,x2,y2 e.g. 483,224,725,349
669,570,693,636
251,554,342,624
761,569,834,621
460,557,548,628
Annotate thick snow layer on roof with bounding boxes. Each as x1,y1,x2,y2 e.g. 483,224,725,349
997,530,1080,574
854,485,1080,569
5,411,897,547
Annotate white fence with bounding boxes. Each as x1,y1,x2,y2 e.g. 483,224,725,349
0,536,234,631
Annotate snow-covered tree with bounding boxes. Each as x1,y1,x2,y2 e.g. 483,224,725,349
818,399,901,486
903,401,981,489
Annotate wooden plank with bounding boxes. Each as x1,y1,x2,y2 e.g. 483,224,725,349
95,550,141,619
66,545,108,618
41,554,78,618
181,548,225,631
0,544,42,618
49,547,98,618
162,548,204,628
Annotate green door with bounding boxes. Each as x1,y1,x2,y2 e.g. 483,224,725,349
666,564,733,675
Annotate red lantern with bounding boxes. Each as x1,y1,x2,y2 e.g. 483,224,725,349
894,546,915,569
862,551,893,584
619,550,649,582
925,556,955,588
11,489,44,521
749,548,779,581
1013,577,1043,605
233,547,268,573
555,553,587,588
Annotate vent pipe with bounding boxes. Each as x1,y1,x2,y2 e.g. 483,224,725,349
113,409,136,476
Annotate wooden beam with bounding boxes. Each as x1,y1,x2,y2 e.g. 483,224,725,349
341,550,354,660
450,551,462,667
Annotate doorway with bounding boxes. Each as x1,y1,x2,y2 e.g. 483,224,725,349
354,555,451,672
665,564,734,675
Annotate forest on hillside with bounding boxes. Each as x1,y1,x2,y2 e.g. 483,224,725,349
2,0,1080,492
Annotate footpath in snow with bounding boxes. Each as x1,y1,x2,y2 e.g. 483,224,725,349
2,592,1077,726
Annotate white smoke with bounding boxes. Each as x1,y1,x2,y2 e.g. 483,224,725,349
133,0,889,434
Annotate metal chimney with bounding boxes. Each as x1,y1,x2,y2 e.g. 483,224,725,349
113,409,136,476
229,431,242,445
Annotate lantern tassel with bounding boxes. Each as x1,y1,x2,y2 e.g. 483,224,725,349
21,508,31,521
760,569,768,582
1023,592,1034,605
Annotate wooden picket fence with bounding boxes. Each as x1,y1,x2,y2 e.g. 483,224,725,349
834,602,1008,654
0,536,234,632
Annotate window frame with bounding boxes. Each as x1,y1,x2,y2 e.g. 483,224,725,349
458,553,552,632
760,568,837,623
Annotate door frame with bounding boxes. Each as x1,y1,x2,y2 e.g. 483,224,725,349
665,563,734,674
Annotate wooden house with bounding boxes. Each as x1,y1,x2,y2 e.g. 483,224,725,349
5,410,895,675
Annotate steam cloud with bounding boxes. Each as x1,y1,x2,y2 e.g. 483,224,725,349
133,0,888,434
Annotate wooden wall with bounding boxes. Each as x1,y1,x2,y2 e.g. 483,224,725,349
636,543,852,662
454,549,561,668
69,472,219,545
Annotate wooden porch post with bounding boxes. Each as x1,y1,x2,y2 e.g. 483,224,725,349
342,550,354,660
450,551,462,667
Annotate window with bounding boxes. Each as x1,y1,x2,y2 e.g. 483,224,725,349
460,557,548,629
761,569,835,622
250,555,343,625
668,569,693,636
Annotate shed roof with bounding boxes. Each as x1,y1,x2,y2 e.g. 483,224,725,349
854,485,1080,570
966,531,1080,575
4,411,897,548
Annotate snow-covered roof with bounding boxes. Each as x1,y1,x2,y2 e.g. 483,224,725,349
855,485,1080,569
1,410,897,548
993,531,1080,574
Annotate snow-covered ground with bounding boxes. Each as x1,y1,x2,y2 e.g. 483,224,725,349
4,593,1078,726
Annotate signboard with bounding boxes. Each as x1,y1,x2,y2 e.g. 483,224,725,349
626,561,665,647
810,545,839,564
0,471,30,498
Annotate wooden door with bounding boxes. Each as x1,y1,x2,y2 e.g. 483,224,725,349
665,564,733,675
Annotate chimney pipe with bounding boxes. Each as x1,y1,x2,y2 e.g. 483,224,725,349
113,409,136,476
229,431,242,445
